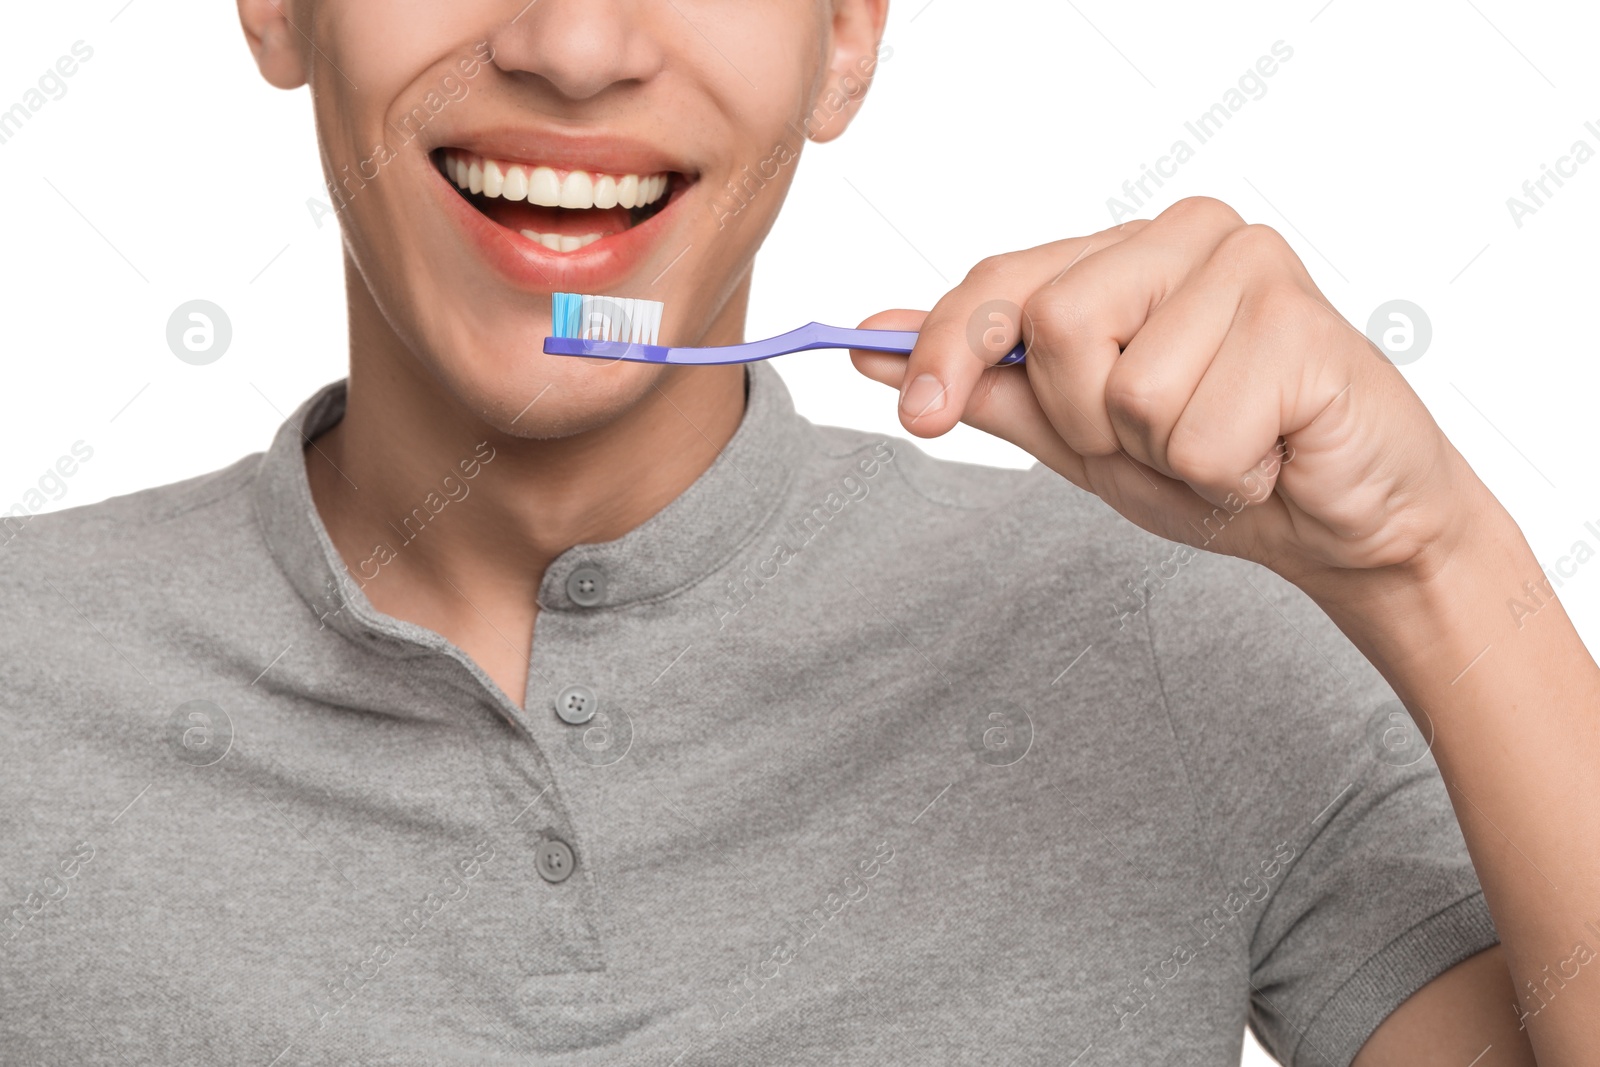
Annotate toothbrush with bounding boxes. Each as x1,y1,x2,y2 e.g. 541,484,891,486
542,292,1027,367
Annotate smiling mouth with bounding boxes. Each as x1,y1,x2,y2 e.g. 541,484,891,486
435,148,680,252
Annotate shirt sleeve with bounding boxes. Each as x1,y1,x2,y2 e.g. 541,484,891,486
1139,546,1500,1067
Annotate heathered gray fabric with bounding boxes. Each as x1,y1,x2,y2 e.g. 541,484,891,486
1,361,1496,1066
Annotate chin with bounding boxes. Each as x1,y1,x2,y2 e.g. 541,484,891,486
442,342,671,441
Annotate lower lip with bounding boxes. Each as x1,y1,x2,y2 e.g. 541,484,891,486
429,161,689,293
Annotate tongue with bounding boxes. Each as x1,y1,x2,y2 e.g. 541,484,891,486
477,198,634,238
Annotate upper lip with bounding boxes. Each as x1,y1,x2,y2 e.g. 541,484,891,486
428,125,698,181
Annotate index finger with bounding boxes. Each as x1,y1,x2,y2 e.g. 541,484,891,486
890,221,1148,437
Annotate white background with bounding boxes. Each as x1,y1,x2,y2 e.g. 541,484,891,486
3,2,1596,1061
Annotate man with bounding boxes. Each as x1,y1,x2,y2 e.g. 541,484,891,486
2,0,1595,1063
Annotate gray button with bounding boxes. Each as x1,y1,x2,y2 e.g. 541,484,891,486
535,837,575,883
567,566,606,607
555,684,598,725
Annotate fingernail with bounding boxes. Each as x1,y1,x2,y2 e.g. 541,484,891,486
900,373,947,419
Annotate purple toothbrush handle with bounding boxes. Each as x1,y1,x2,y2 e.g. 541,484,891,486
823,327,1027,366
543,324,1028,366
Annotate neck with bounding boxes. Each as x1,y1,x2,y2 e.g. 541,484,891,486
304,270,748,700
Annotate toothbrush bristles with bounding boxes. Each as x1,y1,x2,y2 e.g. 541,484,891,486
551,292,664,346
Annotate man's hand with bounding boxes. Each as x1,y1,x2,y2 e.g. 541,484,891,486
852,195,1600,1062
849,196,1478,589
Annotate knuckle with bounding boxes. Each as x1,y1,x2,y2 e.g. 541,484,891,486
963,252,1022,286
1103,367,1168,432
1164,427,1226,486
1212,223,1291,272
1022,288,1097,348
1162,195,1245,233
1246,278,1321,339
1101,217,1154,237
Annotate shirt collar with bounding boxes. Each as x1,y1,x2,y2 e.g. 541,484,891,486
252,361,808,645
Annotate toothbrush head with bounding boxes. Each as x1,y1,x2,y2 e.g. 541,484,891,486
545,292,670,363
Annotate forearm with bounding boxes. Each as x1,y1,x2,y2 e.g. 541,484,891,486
1304,480,1600,1061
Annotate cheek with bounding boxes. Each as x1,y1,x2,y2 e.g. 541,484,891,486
311,2,499,170
671,2,825,156
320,1,497,95
675,12,822,251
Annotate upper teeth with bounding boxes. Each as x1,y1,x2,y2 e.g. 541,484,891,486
444,150,670,210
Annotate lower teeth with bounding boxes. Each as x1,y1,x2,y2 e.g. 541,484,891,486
520,230,604,252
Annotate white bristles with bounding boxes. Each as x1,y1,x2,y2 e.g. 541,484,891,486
576,294,663,346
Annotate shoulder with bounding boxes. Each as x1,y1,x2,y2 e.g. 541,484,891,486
1,451,261,569
0,452,267,655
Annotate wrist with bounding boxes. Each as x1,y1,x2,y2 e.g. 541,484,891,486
1289,476,1533,689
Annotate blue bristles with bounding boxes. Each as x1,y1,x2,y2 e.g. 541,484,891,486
551,292,583,339
548,292,665,345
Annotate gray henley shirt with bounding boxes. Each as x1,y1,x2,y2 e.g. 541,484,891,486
1,360,1498,1066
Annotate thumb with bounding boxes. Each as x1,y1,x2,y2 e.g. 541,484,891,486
847,308,928,390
